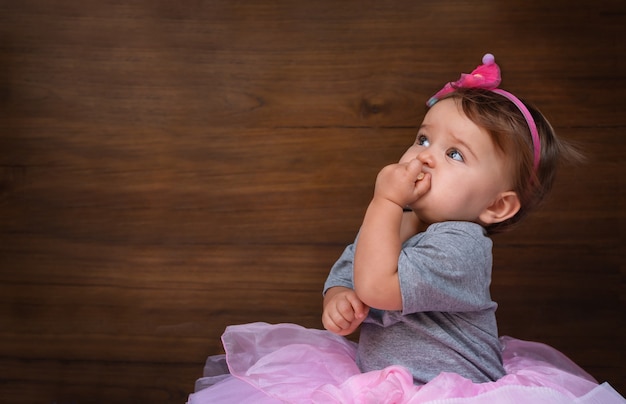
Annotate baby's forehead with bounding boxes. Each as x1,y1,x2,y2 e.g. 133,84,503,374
422,99,487,136
423,97,467,120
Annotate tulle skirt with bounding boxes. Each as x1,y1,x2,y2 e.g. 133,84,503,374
188,322,625,404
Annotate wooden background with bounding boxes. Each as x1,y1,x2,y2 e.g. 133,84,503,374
0,1,624,402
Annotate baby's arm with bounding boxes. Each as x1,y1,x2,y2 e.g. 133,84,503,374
353,159,430,310
322,286,369,336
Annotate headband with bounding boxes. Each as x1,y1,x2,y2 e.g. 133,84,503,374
426,54,541,173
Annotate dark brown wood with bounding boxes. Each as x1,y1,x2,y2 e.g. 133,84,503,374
1,1,624,402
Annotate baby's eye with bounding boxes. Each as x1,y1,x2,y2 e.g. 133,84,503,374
416,134,430,147
447,149,464,162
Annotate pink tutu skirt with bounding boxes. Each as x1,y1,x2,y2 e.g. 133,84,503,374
188,322,624,403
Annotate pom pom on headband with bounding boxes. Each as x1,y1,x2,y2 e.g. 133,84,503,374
426,54,541,173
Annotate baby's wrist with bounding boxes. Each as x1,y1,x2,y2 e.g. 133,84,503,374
370,195,405,212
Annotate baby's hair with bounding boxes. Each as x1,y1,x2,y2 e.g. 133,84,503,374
439,89,583,234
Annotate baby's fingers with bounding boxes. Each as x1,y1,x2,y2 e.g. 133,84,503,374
406,159,424,180
344,293,369,320
322,309,352,335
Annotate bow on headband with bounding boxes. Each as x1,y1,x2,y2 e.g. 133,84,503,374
426,54,541,173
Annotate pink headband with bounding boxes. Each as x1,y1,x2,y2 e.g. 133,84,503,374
426,54,541,173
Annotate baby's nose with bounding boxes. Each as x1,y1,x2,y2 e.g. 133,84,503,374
416,150,434,167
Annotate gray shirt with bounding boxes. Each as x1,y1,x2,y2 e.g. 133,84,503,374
323,221,505,384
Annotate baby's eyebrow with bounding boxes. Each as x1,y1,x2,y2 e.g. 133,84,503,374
449,133,478,161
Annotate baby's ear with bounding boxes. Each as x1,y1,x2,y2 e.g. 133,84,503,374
479,191,520,225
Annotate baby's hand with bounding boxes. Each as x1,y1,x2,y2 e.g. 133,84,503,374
322,287,369,336
374,159,430,207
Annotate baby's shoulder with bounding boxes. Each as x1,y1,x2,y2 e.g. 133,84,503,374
426,221,487,238
408,221,491,252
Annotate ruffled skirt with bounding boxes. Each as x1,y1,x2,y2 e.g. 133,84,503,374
188,322,625,403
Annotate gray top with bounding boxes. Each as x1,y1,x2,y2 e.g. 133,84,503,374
323,221,505,384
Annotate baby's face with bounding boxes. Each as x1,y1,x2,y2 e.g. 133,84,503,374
400,98,513,226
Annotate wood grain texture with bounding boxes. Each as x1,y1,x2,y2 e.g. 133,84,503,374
0,1,624,402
